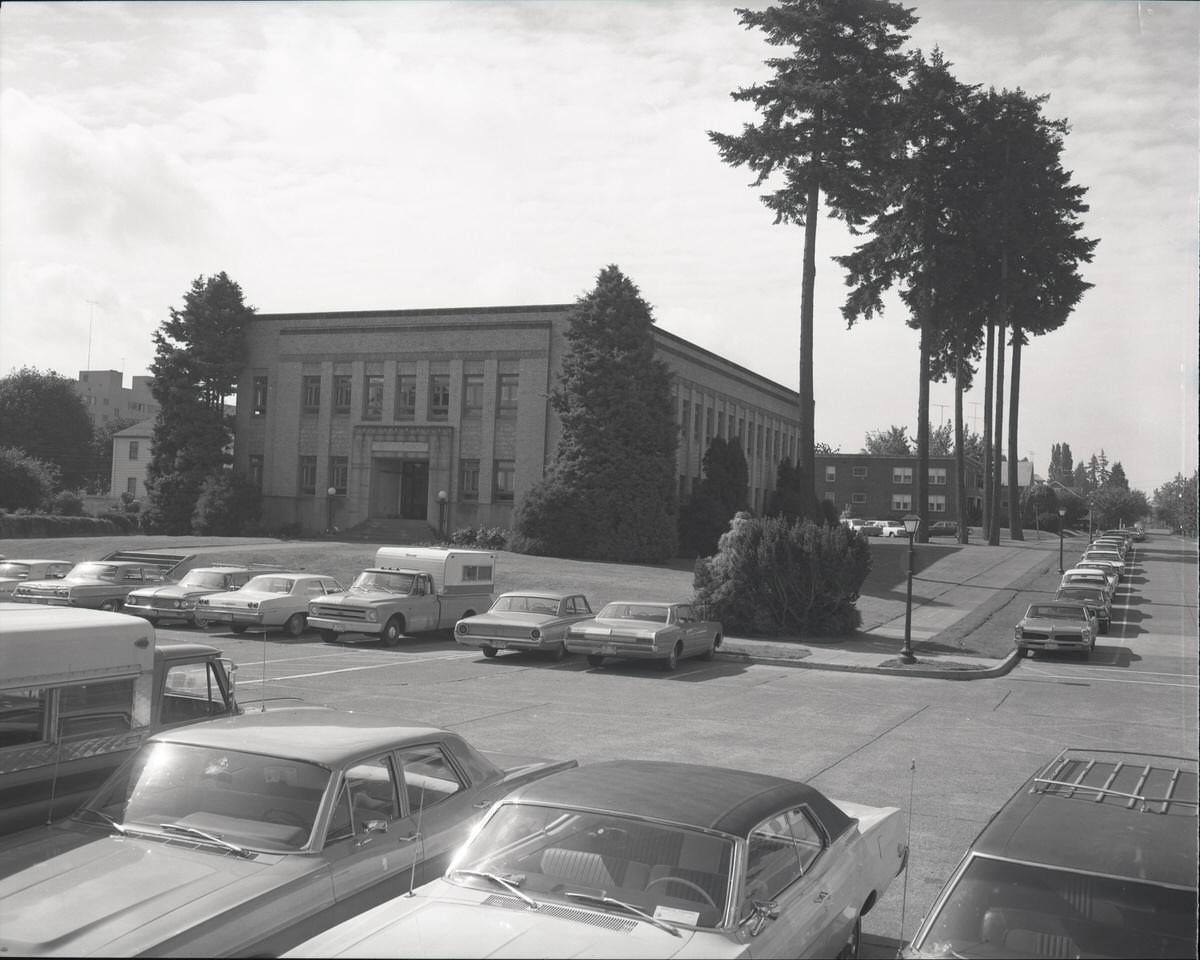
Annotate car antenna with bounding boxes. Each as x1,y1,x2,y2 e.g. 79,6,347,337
900,758,916,942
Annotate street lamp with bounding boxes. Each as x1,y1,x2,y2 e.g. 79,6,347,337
1058,507,1067,574
437,490,448,540
900,513,920,664
326,486,337,535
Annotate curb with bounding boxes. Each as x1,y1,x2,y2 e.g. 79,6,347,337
716,646,1021,680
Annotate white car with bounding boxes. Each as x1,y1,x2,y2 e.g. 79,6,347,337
879,520,907,538
196,572,344,636
1080,549,1125,577
0,559,72,600
1061,568,1117,600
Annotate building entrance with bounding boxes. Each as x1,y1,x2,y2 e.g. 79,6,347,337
370,459,429,520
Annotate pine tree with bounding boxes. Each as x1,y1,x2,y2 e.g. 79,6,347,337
513,265,679,562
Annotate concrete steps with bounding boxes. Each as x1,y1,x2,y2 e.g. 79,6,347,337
346,518,438,544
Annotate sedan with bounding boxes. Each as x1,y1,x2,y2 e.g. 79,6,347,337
455,592,595,660
0,559,72,600
1054,584,1112,634
1073,560,1122,593
10,560,165,611
1014,600,1096,659
195,572,344,636
287,759,909,960
123,564,286,626
926,520,959,538
0,708,577,958
565,601,722,671
1060,568,1118,601
1080,549,1125,576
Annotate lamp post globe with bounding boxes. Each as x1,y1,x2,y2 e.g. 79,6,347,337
437,490,448,539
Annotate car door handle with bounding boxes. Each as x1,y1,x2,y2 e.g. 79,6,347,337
473,800,491,809
814,890,831,903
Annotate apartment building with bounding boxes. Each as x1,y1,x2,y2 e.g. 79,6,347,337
815,453,985,522
74,370,159,427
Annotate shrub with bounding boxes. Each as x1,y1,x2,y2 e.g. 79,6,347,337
1035,512,1061,534
449,527,479,546
0,446,59,511
192,471,262,536
449,526,510,550
49,489,85,516
693,513,872,637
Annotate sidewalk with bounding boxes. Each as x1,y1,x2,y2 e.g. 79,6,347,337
718,530,1072,679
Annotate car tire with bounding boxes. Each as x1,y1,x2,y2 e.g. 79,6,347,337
586,654,605,668
661,643,680,672
99,599,122,612
1100,620,1109,635
230,624,249,634
382,616,405,647
482,645,498,658
283,613,307,637
318,629,338,644
700,635,719,661
836,917,862,960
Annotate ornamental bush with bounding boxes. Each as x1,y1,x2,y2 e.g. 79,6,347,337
693,513,872,637
191,471,263,536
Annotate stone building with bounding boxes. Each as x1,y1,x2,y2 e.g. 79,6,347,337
73,370,158,427
235,304,805,536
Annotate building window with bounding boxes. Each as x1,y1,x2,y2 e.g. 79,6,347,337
493,460,515,501
128,440,139,461
892,494,912,512
429,374,450,420
825,466,836,483
299,456,317,495
302,375,321,414
929,467,948,486
823,490,836,503
460,459,480,500
497,374,518,415
463,375,484,415
396,374,416,420
248,455,264,489
851,492,867,504
928,495,947,513
252,376,268,417
333,375,352,413
126,477,137,495
893,467,913,484
363,375,383,420
852,465,868,478
330,457,348,495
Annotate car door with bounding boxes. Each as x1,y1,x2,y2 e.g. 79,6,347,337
674,604,703,656
327,753,424,920
407,574,439,632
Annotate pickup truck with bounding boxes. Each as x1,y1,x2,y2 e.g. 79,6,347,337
308,547,496,645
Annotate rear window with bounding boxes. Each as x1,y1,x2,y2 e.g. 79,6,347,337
913,854,1197,959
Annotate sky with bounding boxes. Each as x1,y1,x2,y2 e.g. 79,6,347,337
1,0,1195,495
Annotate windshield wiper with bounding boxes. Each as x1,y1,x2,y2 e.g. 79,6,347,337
450,868,538,909
564,890,682,937
73,807,126,835
161,822,251,857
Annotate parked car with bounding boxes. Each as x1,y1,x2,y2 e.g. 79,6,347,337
11,560,169,611
0,559,72,600
1054,583,1112,634
903,747,1198,959
1060,567,1117,600
1073,559,1122,593
1080,548,1125,575
927,520,958,538
0,707,577,958
879,519,907,537
1014,600,1096,659
196,572,344,636
455,591,595,660
287,759,909,960
565,601,722,671
123,564,286,626
1091,536,1128,557
860,521,883,537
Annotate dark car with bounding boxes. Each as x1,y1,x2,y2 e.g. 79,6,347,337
926,521,959,538
903,748,1198,959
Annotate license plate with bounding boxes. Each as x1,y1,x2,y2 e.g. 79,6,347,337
1044,642,1058,649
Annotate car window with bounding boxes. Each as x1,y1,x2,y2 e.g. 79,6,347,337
1028,605,1087,620
744,811,805,903
397,744,464,813
328,756,400,840
160,660,229,725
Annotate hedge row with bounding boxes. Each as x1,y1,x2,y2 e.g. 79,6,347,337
0,513,140,539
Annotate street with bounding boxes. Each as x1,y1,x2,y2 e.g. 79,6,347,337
158,535,1198,952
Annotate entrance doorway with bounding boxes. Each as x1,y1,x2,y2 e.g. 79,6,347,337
371,459,429,520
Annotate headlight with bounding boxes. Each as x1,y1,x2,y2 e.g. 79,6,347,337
365,609,378,623
181,599,195,609
457,623,469,635
530,628,541,641
56,589,70,598
1014,626,1024,639
248,601,259,610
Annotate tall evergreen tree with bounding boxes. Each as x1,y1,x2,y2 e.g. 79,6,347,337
512,265,678,562
709,0,916,519
679,436,750,557
144,272,252,533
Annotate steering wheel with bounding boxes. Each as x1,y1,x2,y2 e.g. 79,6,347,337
644,874,716,908
263,808,307,828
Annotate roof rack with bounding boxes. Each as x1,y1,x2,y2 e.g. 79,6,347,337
1033,747,1199,814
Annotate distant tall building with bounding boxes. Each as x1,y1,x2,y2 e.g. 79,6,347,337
73,370,159,427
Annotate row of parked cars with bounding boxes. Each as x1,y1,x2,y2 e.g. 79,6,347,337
1013,528,1141,660
844,518,959,538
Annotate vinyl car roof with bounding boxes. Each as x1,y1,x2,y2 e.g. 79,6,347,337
149,707,449,766
971,749,1198,890
503,759,853,841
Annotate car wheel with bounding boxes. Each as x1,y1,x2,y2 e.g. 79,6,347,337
99,599,122,612
318,629,338,644
230,624,249,634
1100,620,1109,635
382,616,404,647
836,917,862,960
283,613,306,637
661,643,680,672
699,635,718,661
586,654,604,668
482,645,498,658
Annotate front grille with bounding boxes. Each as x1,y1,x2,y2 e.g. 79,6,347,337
310,604,370,622
482,895,637,931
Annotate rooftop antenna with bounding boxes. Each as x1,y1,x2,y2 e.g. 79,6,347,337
85,300,100,370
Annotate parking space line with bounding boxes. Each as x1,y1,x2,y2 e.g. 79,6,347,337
267,653,474,681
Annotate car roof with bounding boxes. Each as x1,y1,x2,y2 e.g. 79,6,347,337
0,559,69,565
503,759,853,841
496,591,576,600
149,707,448,765
972,749,1198,889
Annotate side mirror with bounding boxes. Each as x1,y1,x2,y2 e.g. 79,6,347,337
741,899,779,937
364,819,389,834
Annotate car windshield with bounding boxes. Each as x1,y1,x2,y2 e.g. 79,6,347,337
66,563,119,581
1057,588,1102,602
179,570,232,590
1027,605,1087,621
491,596,561,615
912,855,1197,958
244,576,296,594
0,563,31,577
448,802,733,929
350,571,414,594
80,741,332,853
598,603,670,623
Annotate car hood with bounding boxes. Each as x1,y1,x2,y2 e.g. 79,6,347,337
1019,617,1089,632
127,584,196,599
0,824,314,956
288,882,725,958
205,589,285,604
318,591,402,604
